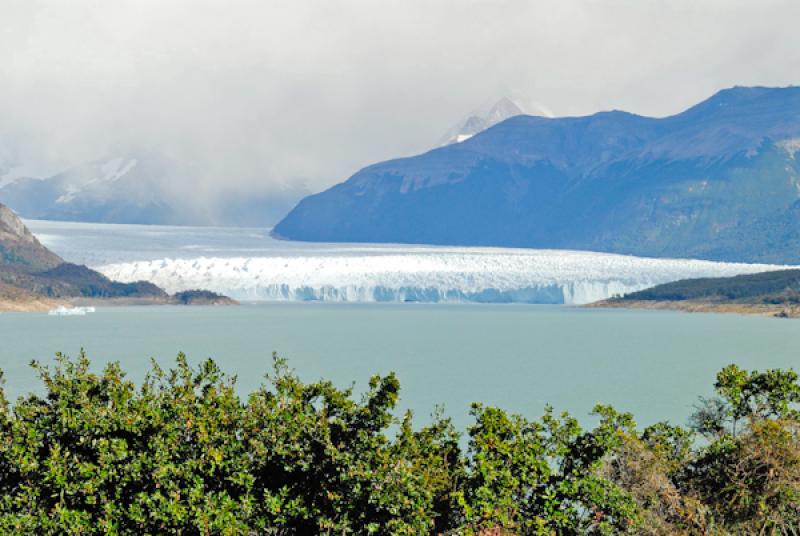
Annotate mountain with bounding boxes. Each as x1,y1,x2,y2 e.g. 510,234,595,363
439,97,528,145
0,202,166,303
274,86,800,264
0,203,63,272
0,203,235,310
0,155,174,224
0,152,305,226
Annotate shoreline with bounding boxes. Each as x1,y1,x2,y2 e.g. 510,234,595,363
586,299,800,318
5,295,795,317
0,297,65,312
0,283,65,312
0,295,239,312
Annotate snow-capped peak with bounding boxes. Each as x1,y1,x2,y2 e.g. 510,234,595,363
439,97,551,145
484,97,525,123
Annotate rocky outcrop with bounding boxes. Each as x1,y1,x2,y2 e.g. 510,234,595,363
0,203,63,272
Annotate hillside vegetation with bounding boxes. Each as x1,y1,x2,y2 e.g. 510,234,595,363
619,269,800,303
594,269,800,318
2,353,800,534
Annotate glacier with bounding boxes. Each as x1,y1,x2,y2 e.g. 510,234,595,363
26,220,789,305
96,248,787,305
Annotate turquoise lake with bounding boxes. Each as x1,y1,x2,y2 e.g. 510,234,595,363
2,302,800,431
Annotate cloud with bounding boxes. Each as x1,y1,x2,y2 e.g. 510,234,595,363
0,0,798,200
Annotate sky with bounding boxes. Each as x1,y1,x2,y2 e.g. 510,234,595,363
1,0,799,201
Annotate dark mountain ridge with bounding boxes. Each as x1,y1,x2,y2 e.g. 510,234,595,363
274,86,800,264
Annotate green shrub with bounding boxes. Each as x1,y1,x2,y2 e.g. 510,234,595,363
2,354,800,534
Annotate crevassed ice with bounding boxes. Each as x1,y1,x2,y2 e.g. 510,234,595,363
96,249,788,305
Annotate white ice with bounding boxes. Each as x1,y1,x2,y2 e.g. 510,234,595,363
97,248,788,305
26,220,789,306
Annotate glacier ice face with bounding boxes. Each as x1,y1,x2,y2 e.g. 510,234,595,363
96,248,787,305
26,220,790,305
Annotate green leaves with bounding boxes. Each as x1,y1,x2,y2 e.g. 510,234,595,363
2,354,800,534
0,353,459,534
691,364,800,441
457,404,640,534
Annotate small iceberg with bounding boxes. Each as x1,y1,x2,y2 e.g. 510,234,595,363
48,306,96,316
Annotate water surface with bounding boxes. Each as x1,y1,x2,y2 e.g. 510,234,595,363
3,303,799,431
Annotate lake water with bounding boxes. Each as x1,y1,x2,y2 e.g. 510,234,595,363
3,302,800,432
5,220,799,432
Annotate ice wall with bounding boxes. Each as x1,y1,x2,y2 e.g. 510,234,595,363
96,249,787,305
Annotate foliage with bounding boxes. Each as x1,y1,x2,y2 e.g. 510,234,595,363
456,404,639,534
618,269,800,303
2,355,800,534
606,365,800,535
171,290,235,305
0,352,460,534
681,366,800,534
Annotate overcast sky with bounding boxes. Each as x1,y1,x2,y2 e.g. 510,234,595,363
1,0,799,197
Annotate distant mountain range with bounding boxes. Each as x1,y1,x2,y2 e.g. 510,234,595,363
274,86,800,264
0,155,173,224
0,151,305,226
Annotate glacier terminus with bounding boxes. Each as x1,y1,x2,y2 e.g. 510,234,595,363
27,220,789,306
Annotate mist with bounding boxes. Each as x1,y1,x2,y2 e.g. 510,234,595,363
1,0,799,206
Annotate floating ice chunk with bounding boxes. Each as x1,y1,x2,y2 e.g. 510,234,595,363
48,306,95,316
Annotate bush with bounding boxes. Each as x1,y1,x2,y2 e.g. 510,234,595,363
2,355,800,534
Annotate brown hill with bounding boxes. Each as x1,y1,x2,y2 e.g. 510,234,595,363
0,203,237,310
0,204,63,272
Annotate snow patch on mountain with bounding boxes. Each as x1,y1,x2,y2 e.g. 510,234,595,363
780,138,800,159
439,97,550,145
52,158,138,204
100,158,138,182
55,185,81,205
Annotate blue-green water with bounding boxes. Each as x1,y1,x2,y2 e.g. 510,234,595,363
2,303,800,431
